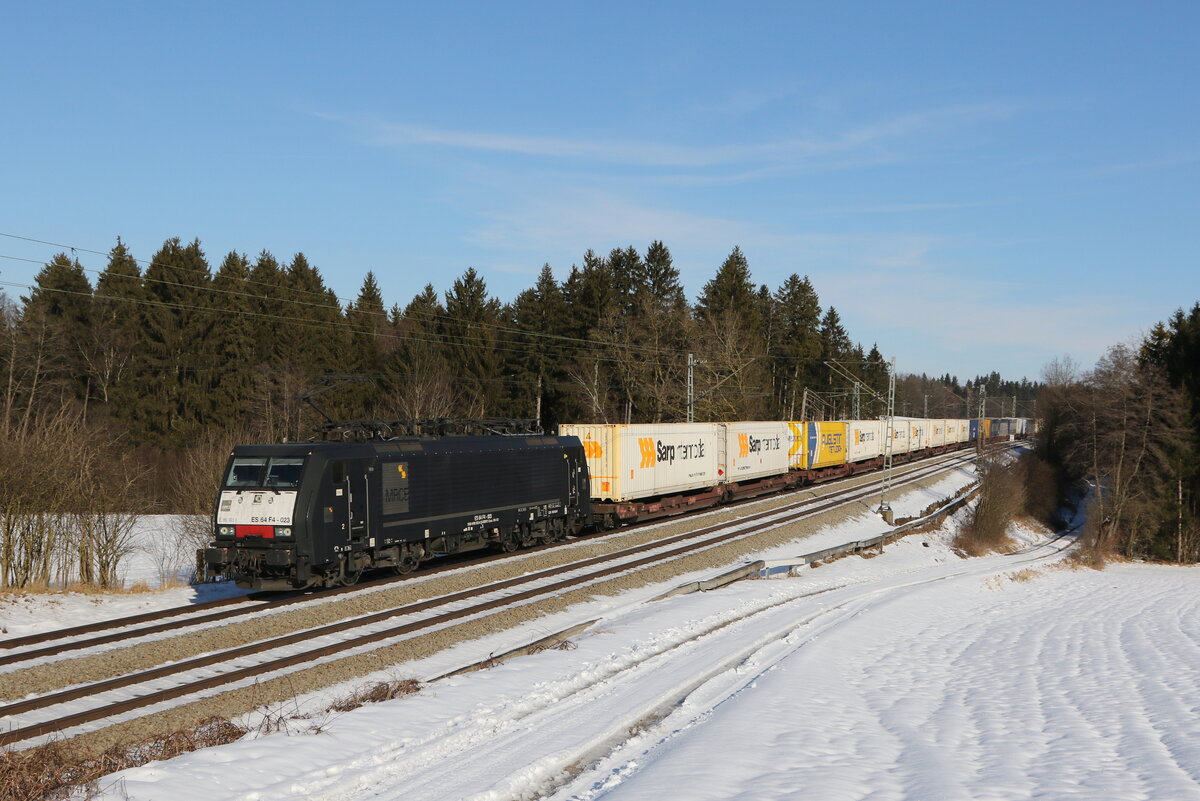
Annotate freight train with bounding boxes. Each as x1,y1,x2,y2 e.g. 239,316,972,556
205,417,1032,590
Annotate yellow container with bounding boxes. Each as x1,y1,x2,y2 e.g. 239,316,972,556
807,422,848,469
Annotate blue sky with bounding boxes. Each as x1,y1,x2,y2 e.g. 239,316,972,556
1,1,1196,382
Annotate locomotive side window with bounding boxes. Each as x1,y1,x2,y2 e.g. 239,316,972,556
226,458,267,487
330,460,346,483
264,458,305,488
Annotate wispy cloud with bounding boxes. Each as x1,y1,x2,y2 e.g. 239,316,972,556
317,102,1016,170
1079,151,1200,177
467,191,769,256
816,200,994,215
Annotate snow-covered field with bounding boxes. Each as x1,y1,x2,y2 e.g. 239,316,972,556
35,476,1188,801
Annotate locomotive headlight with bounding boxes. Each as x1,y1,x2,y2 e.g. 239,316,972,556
217,525,234,537
274,526,293,538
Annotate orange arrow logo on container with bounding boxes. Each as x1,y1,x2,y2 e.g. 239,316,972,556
583,440,604,458
738,433,749,458
638,438,656,468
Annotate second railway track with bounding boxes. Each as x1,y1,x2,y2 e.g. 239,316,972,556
0,447,980,668
1,448,985,751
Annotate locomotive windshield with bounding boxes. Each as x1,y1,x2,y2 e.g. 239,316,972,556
224,457,306,489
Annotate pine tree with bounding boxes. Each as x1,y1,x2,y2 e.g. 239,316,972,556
692,248,768,420
284,252,347,376
818,306,852,394
608,246,646,314
21,252,93,406
248,251,288,365
561,249,618,341
696,246,758,329
643,240,685,310
206,251,257,431
442,268,502,416
507,264,571,425
383,284,454,420
771,274,822,416
88,239,146,411
344,271,388,417
125,237,213,445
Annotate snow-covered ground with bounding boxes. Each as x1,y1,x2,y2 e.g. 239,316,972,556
0,516,248,640
60,475,1199,801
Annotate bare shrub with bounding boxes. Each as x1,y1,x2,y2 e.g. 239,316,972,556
1069,503,1110,569
0,411,150,591
0,717,246,800
954,457,1026,556
327,678,421,713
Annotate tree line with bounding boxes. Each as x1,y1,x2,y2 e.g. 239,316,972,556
1037,303,1200,563
1,237,938,448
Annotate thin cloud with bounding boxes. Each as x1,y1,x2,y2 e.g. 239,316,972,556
818,200,994,214
1079,151,1200,177
467,192,768,255
319,102,1016,169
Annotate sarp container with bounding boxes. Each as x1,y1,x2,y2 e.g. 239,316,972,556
845,420,883,463
910,420,932,450
558,423,723,503
890,421,913,454
929,419,947,449
724,421,791,481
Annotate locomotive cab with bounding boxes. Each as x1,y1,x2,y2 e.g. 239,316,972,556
206,444,326,590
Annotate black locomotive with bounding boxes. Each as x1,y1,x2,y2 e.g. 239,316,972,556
205,434,590,590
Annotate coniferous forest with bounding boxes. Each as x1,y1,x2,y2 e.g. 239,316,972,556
2,237,1040,449
0,234,1128,589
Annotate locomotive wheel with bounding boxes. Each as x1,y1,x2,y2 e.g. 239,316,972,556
393,556,419,575
339,556,364,586
499,530,520,553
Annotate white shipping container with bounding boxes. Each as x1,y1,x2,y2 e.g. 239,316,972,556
929,419,947,448
724,421,791,481
910,420,932,451
559,423,724,503
845,420,883,463
889,422,913,454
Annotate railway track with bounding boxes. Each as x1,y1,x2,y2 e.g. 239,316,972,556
0,447,982,669
0,448,985,750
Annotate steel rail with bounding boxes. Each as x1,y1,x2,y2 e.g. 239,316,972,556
0,446,981,666
0,450,981,748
